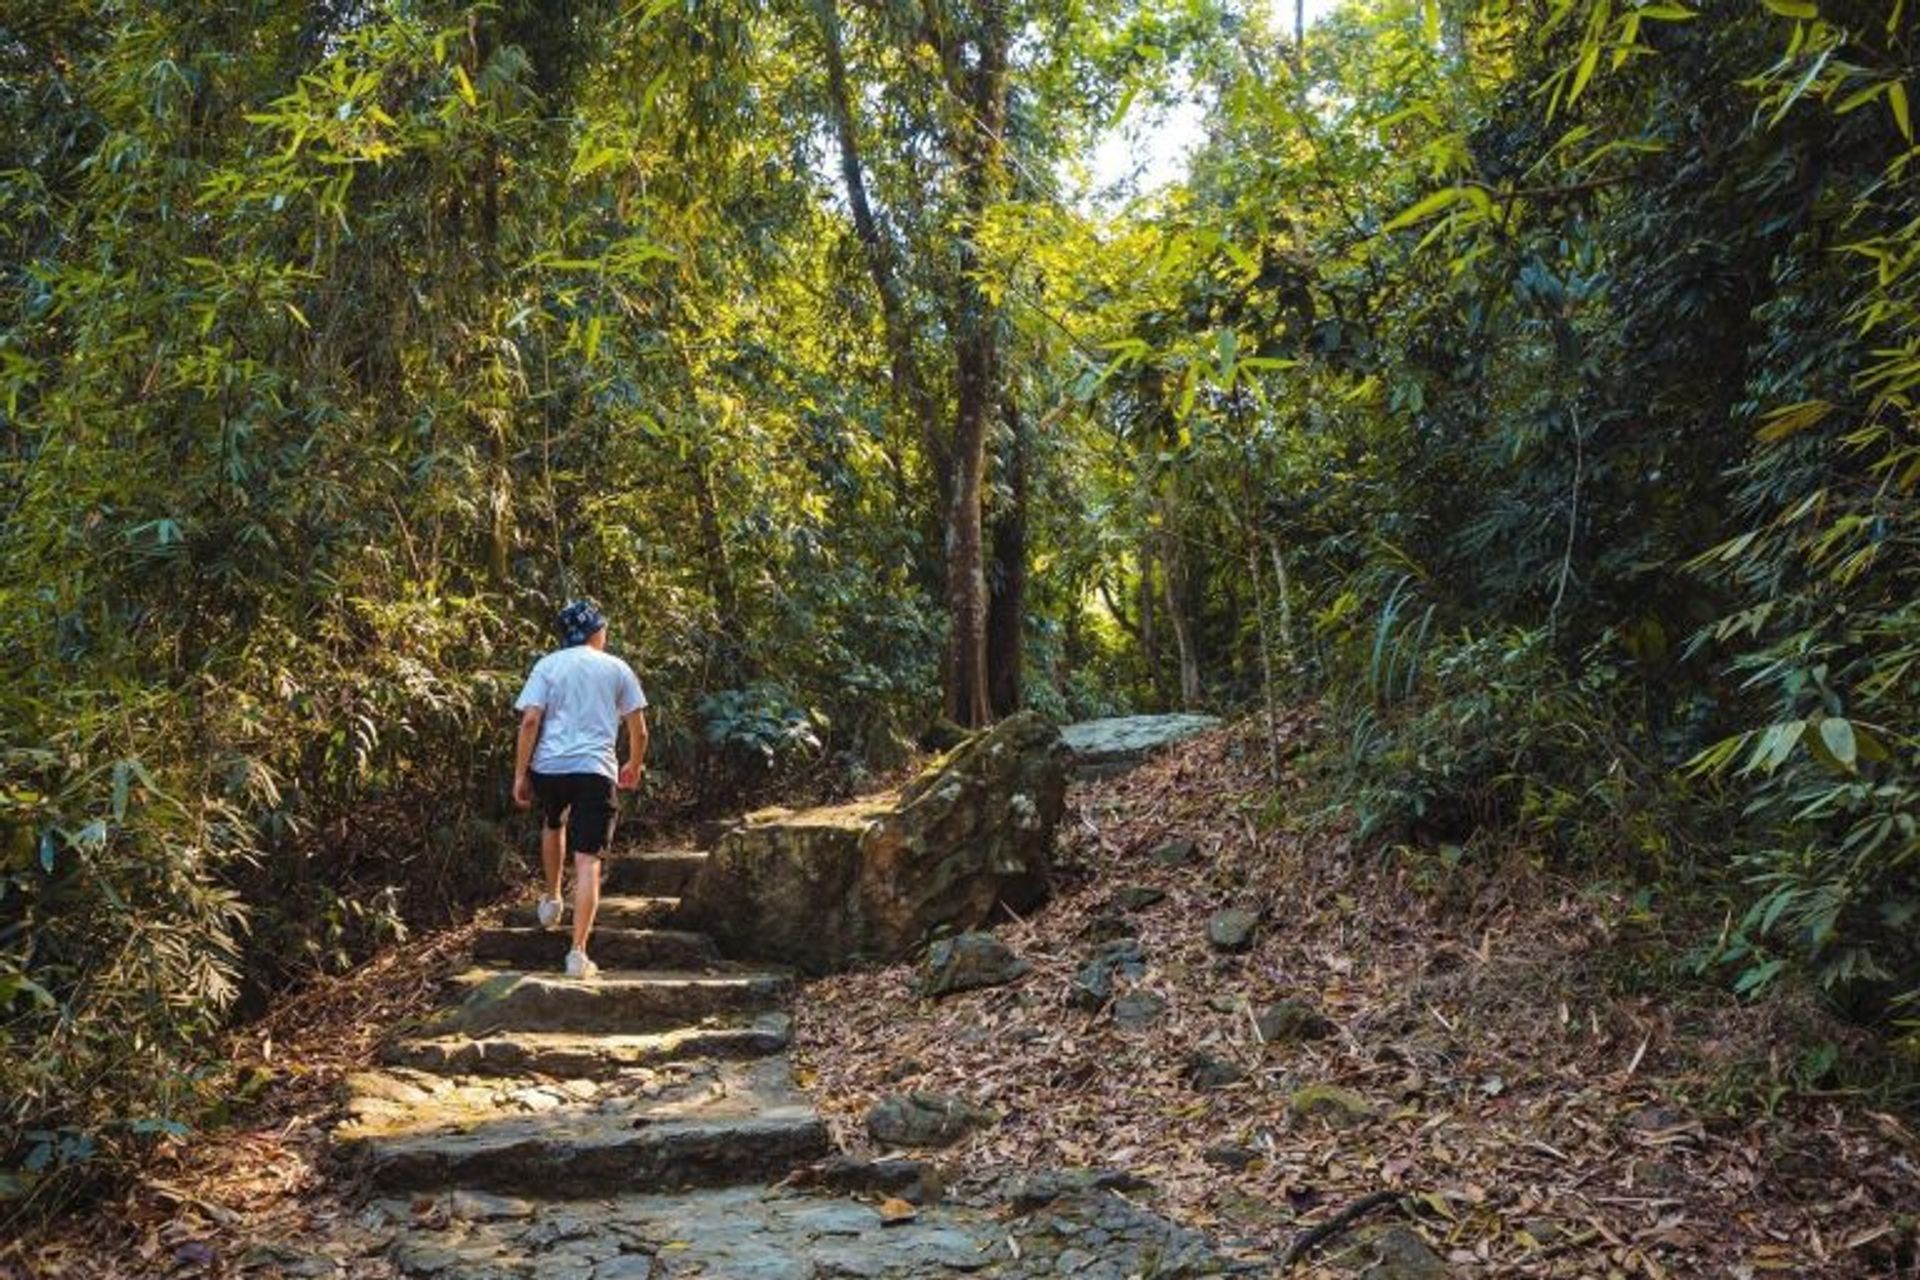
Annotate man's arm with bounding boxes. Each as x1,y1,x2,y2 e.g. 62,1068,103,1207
513,705,544,807
617,709,649,790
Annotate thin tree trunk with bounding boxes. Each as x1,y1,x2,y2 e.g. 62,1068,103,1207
986,396,1028,717
1267,534,1295,657
1139,544,1165,708
1159,526,1201,710
1248,537,1281,784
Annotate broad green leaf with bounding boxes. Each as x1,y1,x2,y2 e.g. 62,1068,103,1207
1761,0,1818,16
1817,717,1858,768
1383,187,1463,232
1889,82,1912,141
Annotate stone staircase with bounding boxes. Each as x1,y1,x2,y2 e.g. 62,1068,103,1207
328,844,1239,1278
335,847,831,1200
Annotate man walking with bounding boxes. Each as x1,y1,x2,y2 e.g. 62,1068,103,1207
513,600,648,979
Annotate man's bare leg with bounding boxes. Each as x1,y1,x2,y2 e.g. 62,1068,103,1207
541,823,566,903
570,851,602,957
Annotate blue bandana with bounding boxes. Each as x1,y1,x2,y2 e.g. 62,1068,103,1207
557,600,606,646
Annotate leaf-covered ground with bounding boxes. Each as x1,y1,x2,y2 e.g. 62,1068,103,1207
794,717,1920,1277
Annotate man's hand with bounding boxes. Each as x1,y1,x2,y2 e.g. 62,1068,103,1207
513,771,533,809
618,761,644,791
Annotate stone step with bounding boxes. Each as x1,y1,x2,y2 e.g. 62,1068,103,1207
501,895,679,930
385,1012,792,1077
430,969,791,1037
472,927,718,971
339,1059,827,1196
600,850,707,897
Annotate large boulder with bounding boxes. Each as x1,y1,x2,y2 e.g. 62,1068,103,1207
677,712,1068,974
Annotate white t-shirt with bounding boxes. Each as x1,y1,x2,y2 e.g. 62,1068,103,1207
514,645,647,780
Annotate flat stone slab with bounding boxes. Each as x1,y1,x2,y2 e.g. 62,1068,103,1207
431,969,791,1036
472,927,718,971
339,1059,826,1195
502,896,680,930
600,851,707,897
1059,715,1221,771
359,1184,1237,1277
385,1012,793,1077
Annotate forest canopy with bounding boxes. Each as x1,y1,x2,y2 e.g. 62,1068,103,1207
1,0,1915,1208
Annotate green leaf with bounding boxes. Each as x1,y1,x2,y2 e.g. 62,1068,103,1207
1383,187,1463,232
1755,399,1834,443
1889,82,1912,142
1761,0,1818,16
1817,717,1857,769
1569,41,1601,104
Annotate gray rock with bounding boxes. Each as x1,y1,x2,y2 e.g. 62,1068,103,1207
920,932,1029,998
1068,940,1147,1012
1206,909,1260,952
1201,1145,1260,1171
1255,999,1335,1044
1059,716,1221,770
867,1092,996,1148
678,712,1068,974
1109,886,1165,912
1184,1052,1247,1090
1342,1224,1451,1279
1079,913,1137,943
1111,991,1166,1029
1150,839,1200,866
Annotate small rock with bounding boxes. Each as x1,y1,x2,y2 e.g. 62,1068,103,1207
1185,1052,1248,1091
1080,912,1137,942
1290,1083,1376,1128
1207,908,1260,952
1109,885,1166,912
1112,991,1167,1029
1202,1145,1261,1171
1068,939,1147,1012
867,1091,996,1148
920,932,1030,997
1255,999,1335,1044
1150,839,1199,866
1353,1224,1451,1279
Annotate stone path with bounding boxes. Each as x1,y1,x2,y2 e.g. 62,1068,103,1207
330,847,1242,1278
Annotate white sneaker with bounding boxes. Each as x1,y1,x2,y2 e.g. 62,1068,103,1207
564,949,599,980
536,895,564,929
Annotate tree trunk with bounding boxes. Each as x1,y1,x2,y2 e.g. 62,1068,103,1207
1139,544,1165,708
1159,527,1201,710
931,0,1008,728
986,396,1028,717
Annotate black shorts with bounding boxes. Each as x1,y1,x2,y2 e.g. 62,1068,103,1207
530,771,617,856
